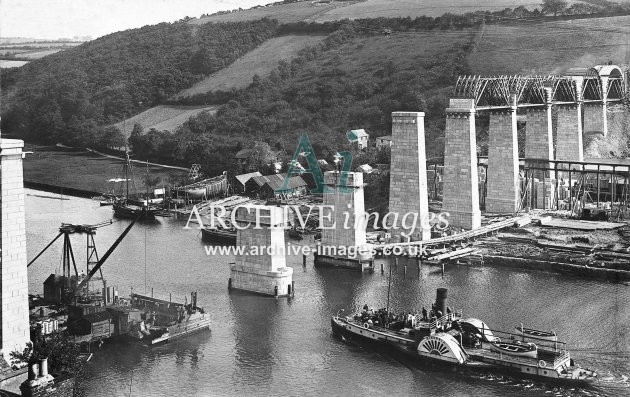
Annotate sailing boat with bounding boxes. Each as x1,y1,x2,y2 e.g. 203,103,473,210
112,151,159,220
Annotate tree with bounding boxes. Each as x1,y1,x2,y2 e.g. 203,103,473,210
11,331,81,373
541,0,568,16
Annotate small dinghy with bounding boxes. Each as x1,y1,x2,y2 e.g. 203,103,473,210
515,324,557,341
489,340,538,358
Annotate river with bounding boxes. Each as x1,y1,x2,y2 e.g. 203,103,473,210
24,190,630,396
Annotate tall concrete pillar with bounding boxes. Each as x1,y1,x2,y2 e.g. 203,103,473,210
388,111,430,241
525,106,553,177
0,138,30,359
583,104,604,135
229,205,293,296
555,104,584,164
442,99,481,230
486,105,519,214
320,171,367,248
315,171,372,269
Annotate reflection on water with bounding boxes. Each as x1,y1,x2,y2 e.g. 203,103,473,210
24,190,630,396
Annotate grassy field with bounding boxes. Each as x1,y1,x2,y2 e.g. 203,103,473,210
468,15,630,75
174,35,327,99
0,60,29,68
190,0,597,24
23,145,188,195
302,29,476,75
113,105,218,136
189,1,352,24
315,0,539,21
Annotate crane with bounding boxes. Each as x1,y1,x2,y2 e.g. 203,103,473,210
28,217,138,303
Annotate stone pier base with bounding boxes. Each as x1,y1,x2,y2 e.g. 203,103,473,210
229,266,293,297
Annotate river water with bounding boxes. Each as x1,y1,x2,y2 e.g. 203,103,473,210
25,190,630,396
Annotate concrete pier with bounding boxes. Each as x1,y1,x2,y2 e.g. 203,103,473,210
525,104,554,178
486,106,519,214
555,104,584,164
315,171,372,269
388,111,430,241
442,99,481,230
583,103,605,136
0,138,30,360
229,205,293,297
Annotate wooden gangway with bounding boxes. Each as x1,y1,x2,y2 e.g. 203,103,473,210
380,216,529,249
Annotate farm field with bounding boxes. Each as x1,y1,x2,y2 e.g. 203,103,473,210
23,145,188,195
0,40,82,64
468,15,630,75
174,35,327,99
190,0,606,25
312,29,477,73
314,0,537,21
113,105,217,136
19,49,63,59
0,60,28,68
189,1,353,24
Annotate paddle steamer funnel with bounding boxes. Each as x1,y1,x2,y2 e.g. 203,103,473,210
436,288,447,316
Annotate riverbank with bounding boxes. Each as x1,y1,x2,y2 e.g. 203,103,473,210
23,144,188,196
473,222,630,282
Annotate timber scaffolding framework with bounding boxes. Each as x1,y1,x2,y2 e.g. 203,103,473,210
516,158,630,218
426,157,630,219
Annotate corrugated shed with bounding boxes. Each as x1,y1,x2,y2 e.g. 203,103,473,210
251,173,287,187
235,171,263,186
267,176,307,191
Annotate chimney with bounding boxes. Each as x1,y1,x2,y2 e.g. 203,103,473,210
39,358,48,377
28,363,38,381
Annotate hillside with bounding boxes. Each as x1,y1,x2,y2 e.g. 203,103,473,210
468,15,630,75
113,105,218,136
191,0,619,24
174,35,327,99
128,24,478,175
0,19,279,147
189,1,354,24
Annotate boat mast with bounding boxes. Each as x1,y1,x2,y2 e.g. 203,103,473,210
125,151,130,200
386,260,392,325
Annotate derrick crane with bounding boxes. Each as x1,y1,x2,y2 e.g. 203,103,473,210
28,217,138,303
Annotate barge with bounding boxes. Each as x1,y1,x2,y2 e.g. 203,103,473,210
129,292,211,345
201,226,237,245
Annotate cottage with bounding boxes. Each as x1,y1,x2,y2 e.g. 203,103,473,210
355,164,374,174
376,135,392,148
348,129,369,149
234,148,283,173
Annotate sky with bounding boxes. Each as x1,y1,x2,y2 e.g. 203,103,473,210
1,0,271,40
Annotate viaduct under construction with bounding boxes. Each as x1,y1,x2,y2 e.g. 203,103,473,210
440,64,628,230
387,64,629,240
